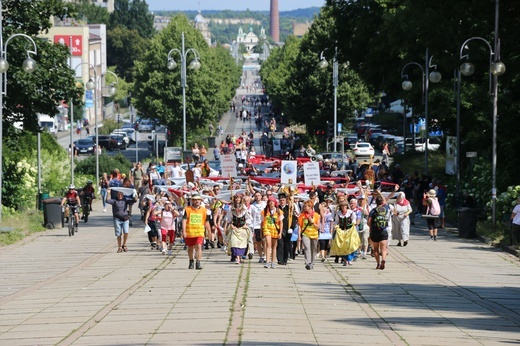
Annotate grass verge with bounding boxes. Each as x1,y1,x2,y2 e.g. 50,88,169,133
0,210,45,246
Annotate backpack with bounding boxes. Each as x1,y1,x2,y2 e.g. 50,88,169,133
429,198,441,216
372,205,388,231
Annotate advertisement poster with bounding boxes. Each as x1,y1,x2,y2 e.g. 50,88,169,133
281,160,297,184
303,162,320,186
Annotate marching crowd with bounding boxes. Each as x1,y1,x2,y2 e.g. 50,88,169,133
90,157,447,272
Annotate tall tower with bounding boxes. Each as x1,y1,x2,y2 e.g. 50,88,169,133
270,0,280,42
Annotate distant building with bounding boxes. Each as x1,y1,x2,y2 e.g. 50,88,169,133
237,26,266,52
293,22,312,38
63,0,114,13
193,10,212,46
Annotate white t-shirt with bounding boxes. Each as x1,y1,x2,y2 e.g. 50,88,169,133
513,204,520,225
170,166,184,178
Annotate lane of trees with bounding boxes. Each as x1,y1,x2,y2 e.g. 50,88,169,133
261,0,520,192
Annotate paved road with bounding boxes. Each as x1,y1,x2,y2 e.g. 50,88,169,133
0,200,519,345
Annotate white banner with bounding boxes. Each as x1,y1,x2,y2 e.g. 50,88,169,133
303,162,321,186
281,160,297,184
220,154,237,178
446,135,456,175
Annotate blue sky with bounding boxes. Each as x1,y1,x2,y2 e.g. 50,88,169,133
146,0,325,12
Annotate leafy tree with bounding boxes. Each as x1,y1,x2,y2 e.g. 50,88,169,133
107,26,149,81
2,0,84,134
73,0,110,24
324,0,520,189
261,6,372,138
132,14,240,147
109,0,155,39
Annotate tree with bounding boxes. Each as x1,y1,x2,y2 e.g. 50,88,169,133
324,0,520,188
107,26,149,81
73,0,110,24
2,0,85,134
260,6,372,137
132,15,240,147
109,0,155,39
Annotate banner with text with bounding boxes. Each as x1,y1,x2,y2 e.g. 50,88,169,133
303,162,320,186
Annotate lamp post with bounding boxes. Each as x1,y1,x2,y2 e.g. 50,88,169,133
319,46,339,152
166,32,201,151
71,63,97,186
100,71,118,188
456,37,505,225
0,0,38,223
401,48,442,175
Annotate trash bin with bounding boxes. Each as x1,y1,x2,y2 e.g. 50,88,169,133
458,207,478,238
42,197,64,229
207,136,216,148
38,192,49,211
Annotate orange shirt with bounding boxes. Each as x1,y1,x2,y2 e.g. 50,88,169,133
298,212,320,240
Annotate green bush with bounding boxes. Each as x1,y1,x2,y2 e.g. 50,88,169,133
75,152,132,179
98,119,120,135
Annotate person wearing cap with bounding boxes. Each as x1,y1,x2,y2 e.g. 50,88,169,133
224,194,252,264
160,201,180,256
277,193,298,266
61,184,81,227
106,189,136,253
423,189,440,241
261,196,284,268
182,193,211,269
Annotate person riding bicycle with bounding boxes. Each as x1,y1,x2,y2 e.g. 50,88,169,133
60,184,81,226
81,180,95,212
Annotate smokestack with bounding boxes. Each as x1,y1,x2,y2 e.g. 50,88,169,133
270,0,280,42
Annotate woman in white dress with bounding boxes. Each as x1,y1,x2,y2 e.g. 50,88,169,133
392,192,413,246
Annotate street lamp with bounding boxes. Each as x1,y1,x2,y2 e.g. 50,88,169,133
166,32,201,152
71,63,97,186
456,37,505,225
401,48,442,175
319,46,339,152
99,71,118,188
0,0,38,223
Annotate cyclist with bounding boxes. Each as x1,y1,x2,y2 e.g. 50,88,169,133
81,180,95,212
61,184,81,226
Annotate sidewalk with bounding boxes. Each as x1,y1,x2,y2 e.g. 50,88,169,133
0,197,518,345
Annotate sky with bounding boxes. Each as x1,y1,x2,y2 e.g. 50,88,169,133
146,0,326,12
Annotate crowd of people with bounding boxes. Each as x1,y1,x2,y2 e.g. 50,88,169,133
84,156,452,272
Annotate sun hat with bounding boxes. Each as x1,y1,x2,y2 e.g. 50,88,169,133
190,193,203,200
427,189,437,197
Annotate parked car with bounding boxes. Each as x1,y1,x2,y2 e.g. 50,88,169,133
138,119,154,132
352,142,375,157
110,134,127,150
344,133,360,149
92,135,117,151
75,138,96,155
116,127,137,143
111,131,130,146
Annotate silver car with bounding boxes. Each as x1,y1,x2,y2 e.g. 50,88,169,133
138,119,154,132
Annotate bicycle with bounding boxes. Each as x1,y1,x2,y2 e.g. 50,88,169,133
65,205,79,236
82,195,92,223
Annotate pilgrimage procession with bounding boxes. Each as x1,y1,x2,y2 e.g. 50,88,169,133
0,1,519,345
